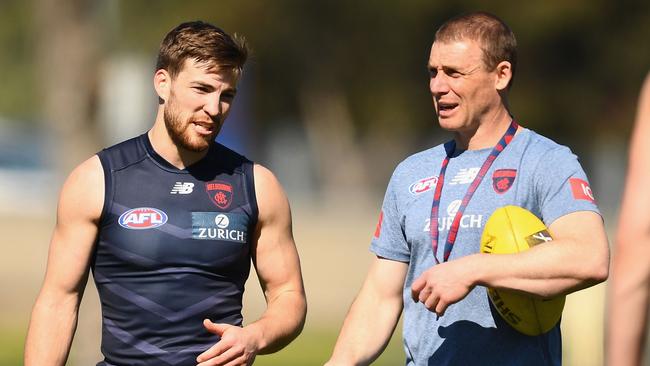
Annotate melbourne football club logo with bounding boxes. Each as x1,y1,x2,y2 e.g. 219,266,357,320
206,181,233,209
492,169,517,194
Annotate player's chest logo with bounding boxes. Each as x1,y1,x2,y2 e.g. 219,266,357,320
409,176,438,195
118,207,168,230
170,182,194,195
449,167,479,185
205,181,233,209
492,169,517,194
192,212,248,243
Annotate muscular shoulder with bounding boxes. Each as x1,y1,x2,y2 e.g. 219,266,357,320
253,164,289,223
253,164,281,193
58,155,104,223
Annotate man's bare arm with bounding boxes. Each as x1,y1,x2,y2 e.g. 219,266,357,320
24,156,104,366
607,72,650,366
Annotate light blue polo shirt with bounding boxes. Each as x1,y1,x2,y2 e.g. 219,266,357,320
371,128,600,366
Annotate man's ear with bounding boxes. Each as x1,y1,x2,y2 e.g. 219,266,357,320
154,69,171,104
494,61,513,91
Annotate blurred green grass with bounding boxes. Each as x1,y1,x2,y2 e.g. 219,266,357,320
0,326,24,366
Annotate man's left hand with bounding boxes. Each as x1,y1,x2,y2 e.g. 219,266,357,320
196,319,259,366
410,257,476,317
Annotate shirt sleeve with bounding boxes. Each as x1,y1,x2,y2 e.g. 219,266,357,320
533,146,600,226
370,168,411,262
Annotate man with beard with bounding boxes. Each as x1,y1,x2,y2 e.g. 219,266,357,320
25,21,306,366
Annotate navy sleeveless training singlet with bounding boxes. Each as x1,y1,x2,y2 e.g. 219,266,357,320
93,133,258,366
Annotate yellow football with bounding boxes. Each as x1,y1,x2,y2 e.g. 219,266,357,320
480,205,565,336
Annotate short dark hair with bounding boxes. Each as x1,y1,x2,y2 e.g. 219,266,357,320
156,21,249,78
435,12,517,88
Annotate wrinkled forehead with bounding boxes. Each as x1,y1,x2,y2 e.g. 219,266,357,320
428,40,484,68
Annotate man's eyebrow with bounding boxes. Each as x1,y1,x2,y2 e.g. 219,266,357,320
190,81,238,95
191,81,215,89
442,65,462,73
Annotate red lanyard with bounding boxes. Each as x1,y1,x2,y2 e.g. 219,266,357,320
430,120,519,264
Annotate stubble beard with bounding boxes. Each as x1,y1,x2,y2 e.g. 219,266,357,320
163,99,213,153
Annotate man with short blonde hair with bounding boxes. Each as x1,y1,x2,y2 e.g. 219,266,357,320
326,12,608,366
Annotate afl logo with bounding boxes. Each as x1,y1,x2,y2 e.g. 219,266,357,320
118,207,168,230
409,176,438,195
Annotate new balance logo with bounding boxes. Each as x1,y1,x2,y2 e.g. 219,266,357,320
170,182,194,194
449,167,479,185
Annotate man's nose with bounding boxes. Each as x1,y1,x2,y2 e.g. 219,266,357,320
203,96,221,118
429,73,449,96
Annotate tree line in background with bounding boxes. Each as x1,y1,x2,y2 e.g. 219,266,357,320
0,0,648,192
